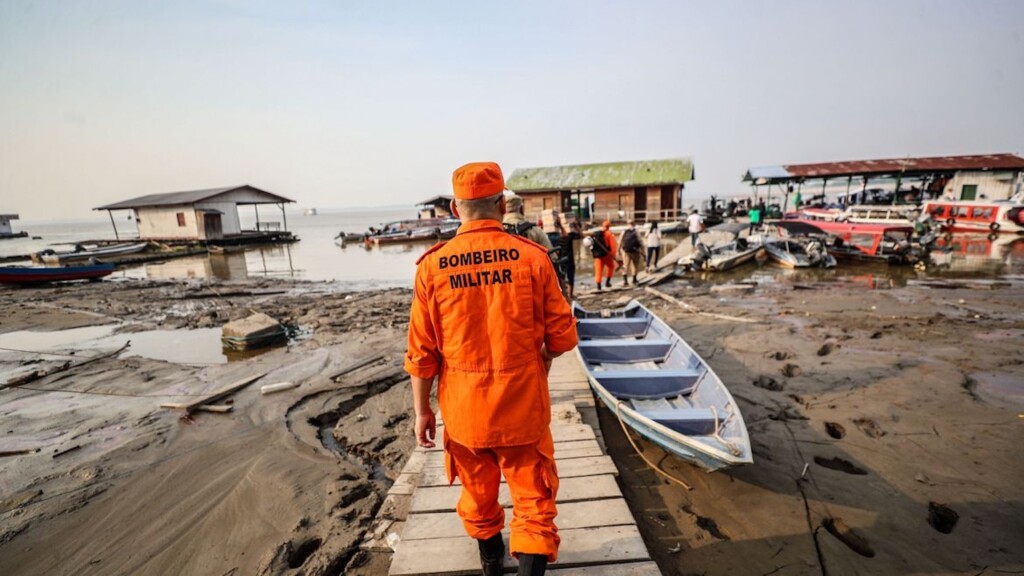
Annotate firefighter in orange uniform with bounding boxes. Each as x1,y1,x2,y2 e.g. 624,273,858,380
405,162,578,576
594,220,618,289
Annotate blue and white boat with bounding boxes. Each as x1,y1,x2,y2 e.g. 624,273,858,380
574,300,753,472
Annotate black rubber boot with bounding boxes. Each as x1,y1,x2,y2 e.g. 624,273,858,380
477,533,505,576
605,278,611,288
596,282,601,291
517,553,548,576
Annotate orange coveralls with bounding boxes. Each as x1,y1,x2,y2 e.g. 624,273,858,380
594,229,617,285
405,219,578,561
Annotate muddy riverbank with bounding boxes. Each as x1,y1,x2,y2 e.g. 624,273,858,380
0,274,1022,575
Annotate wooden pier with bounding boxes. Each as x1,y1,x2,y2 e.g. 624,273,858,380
363,354,661,575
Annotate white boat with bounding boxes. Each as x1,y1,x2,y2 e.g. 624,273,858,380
678,223,764,271
763,237,836,268
35,242,149,264
574,300,752,471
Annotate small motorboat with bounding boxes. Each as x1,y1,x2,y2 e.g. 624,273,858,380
762,237,836,268
0,263,115,285
773,220,920,265
34,242,149,264
574,300,752,471
678,222,765,272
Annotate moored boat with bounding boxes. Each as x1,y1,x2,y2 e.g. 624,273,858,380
922,198,1024,234
762,236,836,268
573,300,752,471
0,263,115,284
34,242,149,264
773,220,919,264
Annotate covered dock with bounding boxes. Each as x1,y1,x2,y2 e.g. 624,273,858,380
742,153,1024,211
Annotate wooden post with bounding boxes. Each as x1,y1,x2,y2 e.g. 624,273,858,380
107,210,120,241
280,203,288,231
846,176,853,204
254,204,260,232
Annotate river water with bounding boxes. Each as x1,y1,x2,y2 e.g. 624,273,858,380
3,210,1024,290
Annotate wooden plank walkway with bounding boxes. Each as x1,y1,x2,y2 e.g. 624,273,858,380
366,355,661,575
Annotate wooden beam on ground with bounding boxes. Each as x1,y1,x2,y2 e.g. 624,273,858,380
328,354,388,381
644,286,760,324
161,373,266,415
1,341,131,391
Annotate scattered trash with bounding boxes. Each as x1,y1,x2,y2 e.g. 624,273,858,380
356,413,367,422
667,543,682,554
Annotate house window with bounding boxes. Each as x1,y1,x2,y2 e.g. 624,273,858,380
543,197,554,210
176,212,186,227
960,184,977,201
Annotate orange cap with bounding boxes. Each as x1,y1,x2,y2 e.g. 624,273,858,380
452,162,505,200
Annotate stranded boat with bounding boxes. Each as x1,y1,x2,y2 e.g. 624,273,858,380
762,237,836,268
774,220,919,264
0,263,115,285
33,242,149,264
573,300,752,472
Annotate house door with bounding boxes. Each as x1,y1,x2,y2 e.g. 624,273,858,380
202,213,223,240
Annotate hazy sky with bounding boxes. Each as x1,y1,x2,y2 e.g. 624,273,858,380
2,0,1023,219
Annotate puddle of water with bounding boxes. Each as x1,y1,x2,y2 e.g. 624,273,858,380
0,326,283,365
971,372,1024,404
0,325,117,352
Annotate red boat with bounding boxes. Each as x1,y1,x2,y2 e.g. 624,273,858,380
0,263,115,284
772,220,918,264
922,199,1024,234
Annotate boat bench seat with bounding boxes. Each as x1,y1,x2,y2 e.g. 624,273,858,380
634,408,719,436
576,318,652,340
578,339,673,364
595,369,701,399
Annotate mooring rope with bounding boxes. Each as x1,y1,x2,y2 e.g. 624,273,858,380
614,399,693,491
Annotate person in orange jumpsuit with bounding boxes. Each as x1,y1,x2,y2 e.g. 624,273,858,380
593,220,618,290
405,162,578,576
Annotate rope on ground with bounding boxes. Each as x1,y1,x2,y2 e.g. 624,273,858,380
643,286,761,324
614,399,692,491
710,405,742,457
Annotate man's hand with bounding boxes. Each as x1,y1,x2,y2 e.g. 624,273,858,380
416,411,436,448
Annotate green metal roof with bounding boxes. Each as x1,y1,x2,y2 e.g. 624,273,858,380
506,158,694,193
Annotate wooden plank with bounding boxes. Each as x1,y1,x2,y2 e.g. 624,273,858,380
402,499,635,541
410,474,622,513
387,473,420,496
421,438,600,464
161,372,266,414
550,424,597,443
549,562,661,575
419,455,616,487
389,525,650,575
328,353,388,381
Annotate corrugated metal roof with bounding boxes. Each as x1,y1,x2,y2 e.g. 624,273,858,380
506,158,694,193
95,185,293,210
416,195,453,206
744,153,1024,182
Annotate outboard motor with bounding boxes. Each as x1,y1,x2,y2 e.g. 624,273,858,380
805,239,826,266
690,243,712,270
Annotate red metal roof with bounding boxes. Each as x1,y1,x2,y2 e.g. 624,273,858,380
783,153,1024,179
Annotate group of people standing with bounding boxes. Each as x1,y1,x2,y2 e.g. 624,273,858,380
589,219,664,290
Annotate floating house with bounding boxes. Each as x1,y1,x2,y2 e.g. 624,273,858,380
0,214,26,239
505,158,695,224
743,153,1024,207
95,185,295,243
416,195,454,219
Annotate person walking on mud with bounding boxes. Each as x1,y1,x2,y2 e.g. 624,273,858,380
617,219,643,286
592,220,617,290
405,162,578,576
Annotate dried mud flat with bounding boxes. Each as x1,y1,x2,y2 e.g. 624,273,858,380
1,275,1022,575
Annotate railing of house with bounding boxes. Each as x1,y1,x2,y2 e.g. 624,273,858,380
590,208,688,224
254,222,282,232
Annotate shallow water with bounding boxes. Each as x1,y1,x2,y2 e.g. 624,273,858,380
0,326,276,365
4,212,1024,290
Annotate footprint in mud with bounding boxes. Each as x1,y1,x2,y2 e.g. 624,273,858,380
928,502,959,534
824,422,846,439
822,517,875,558
695,515,730,541
814,456,867,475
781,363,802,377
752,375,784,392
852,418,886,438
766,351,792,361
817,341,839,356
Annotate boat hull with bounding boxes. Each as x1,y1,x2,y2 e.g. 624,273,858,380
574,300,752,472
0,264,115,284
